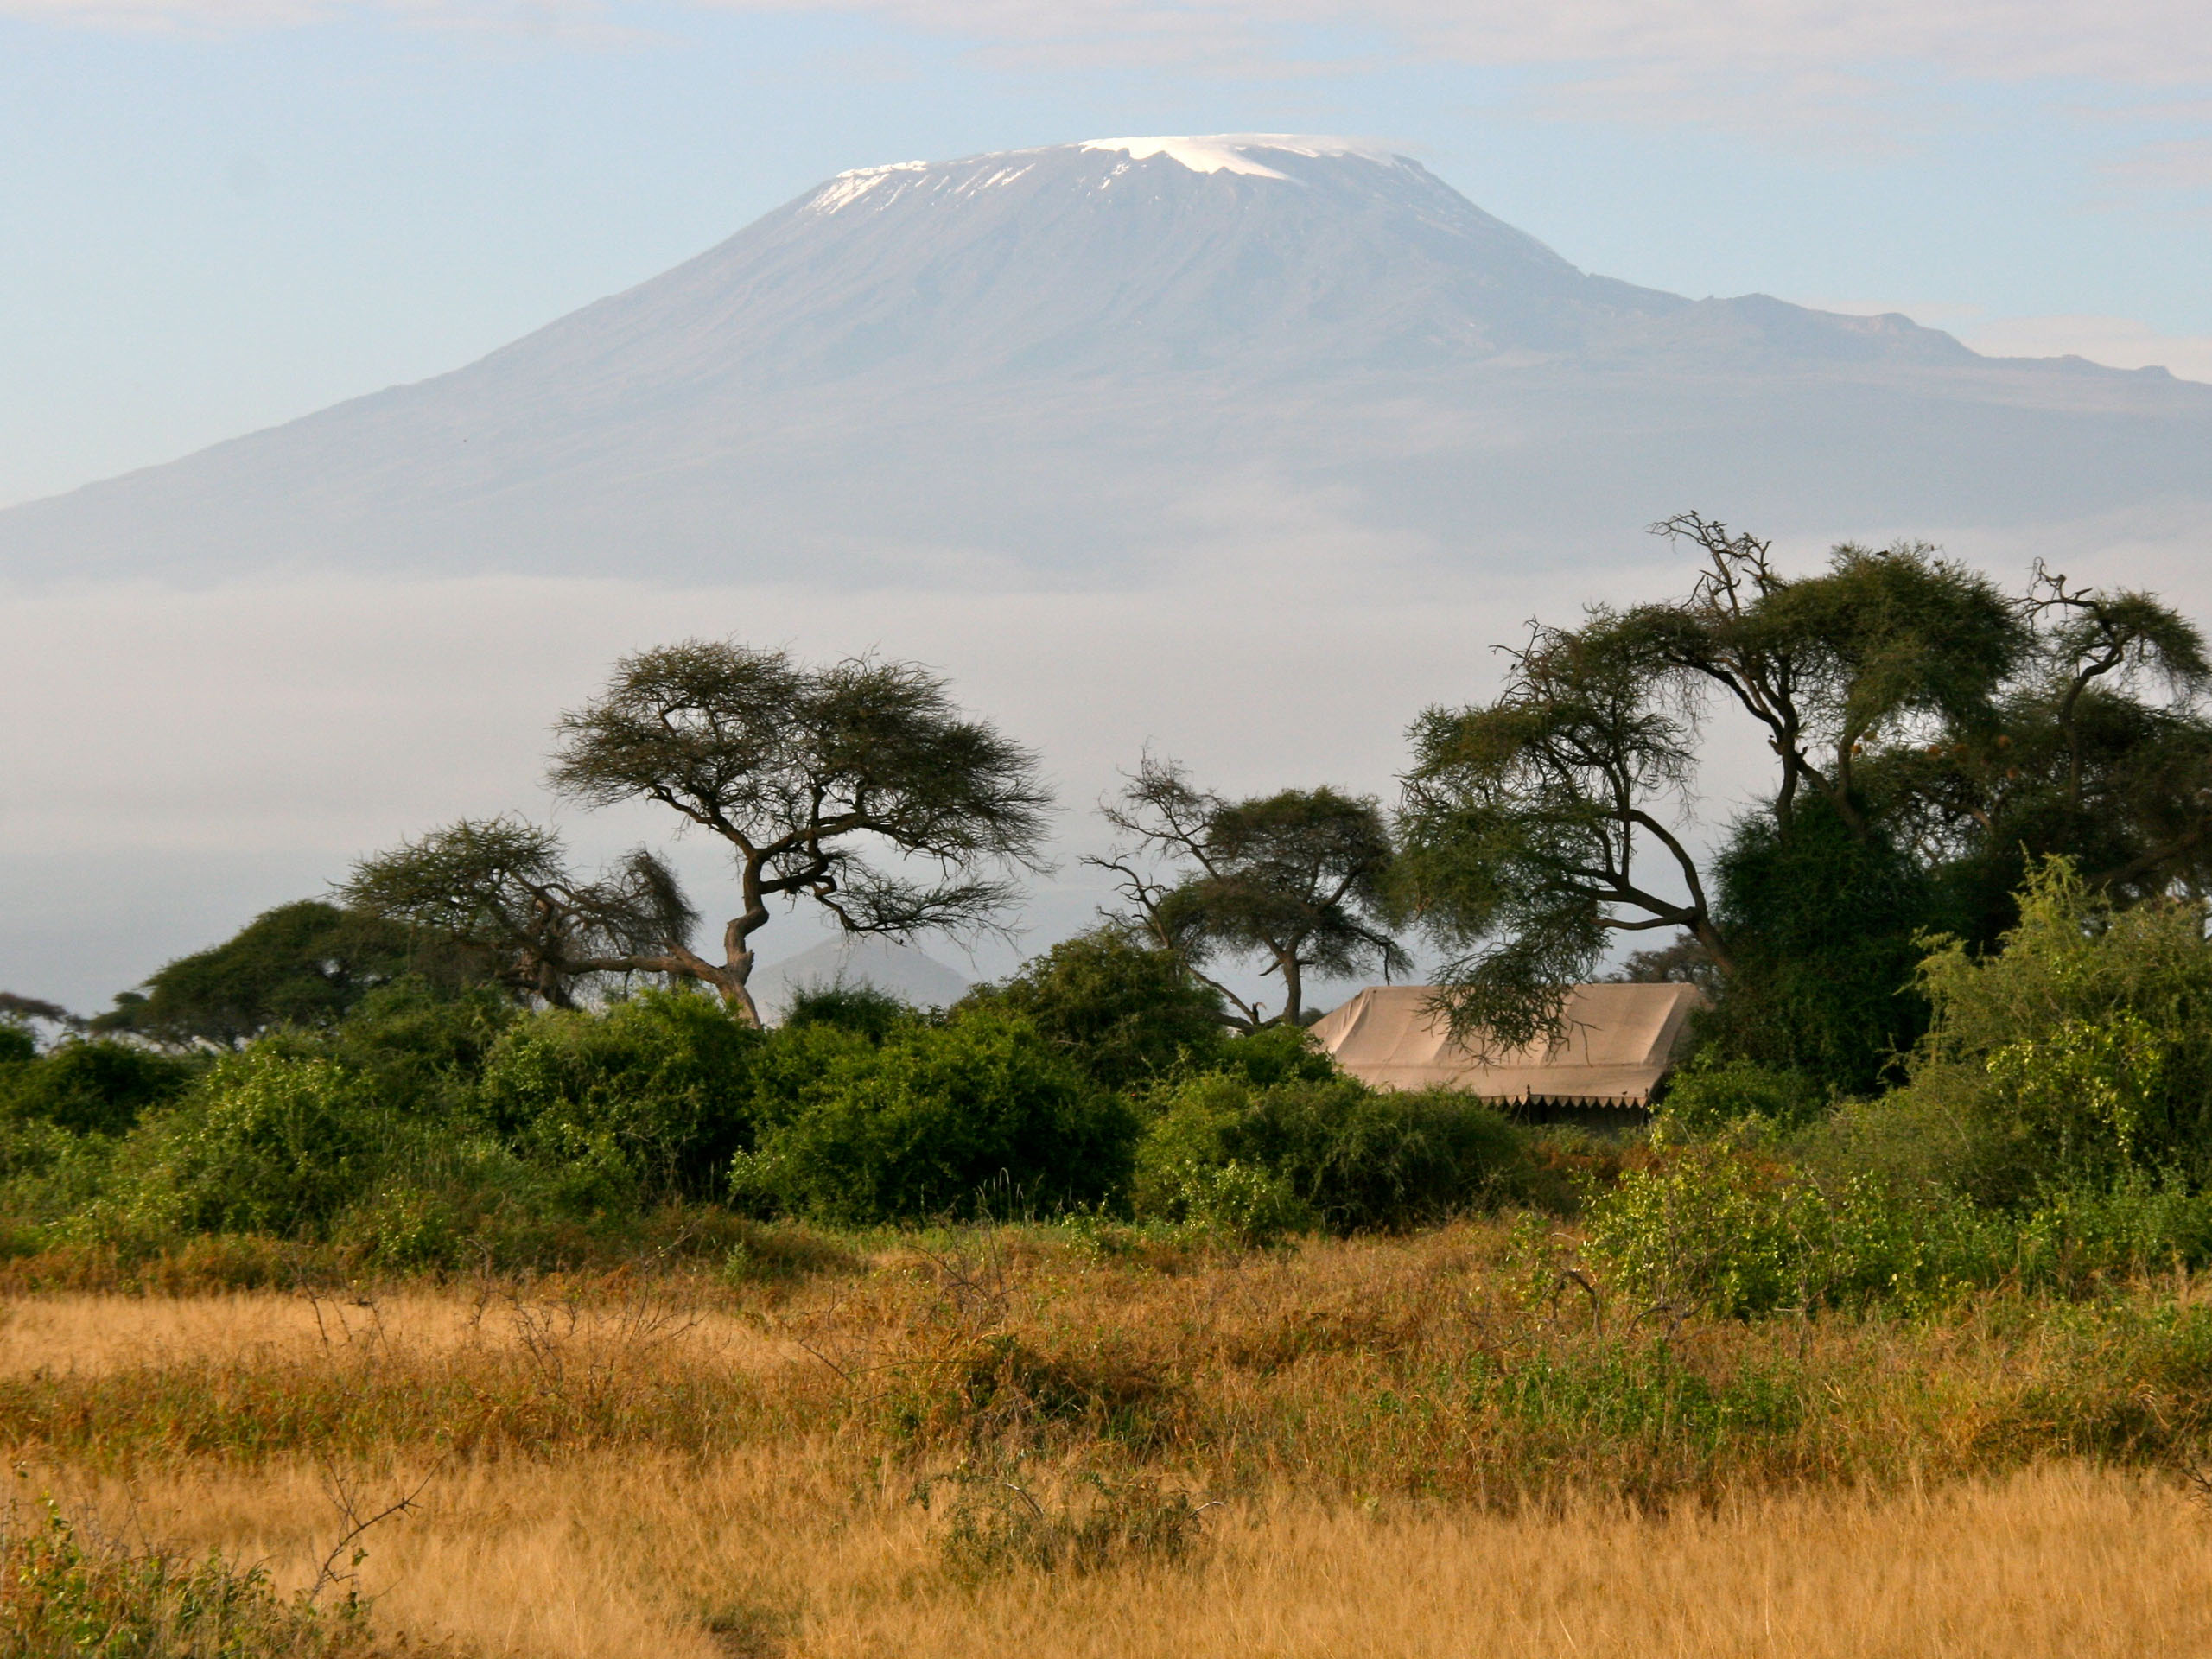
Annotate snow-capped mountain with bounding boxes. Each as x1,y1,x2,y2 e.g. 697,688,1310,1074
4,135,2208,584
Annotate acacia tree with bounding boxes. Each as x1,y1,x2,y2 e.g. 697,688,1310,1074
341,817,694,1010
1879,564,2212,931
1090,758,1406,1030
1394,514,2117,1064
87,901,448,1047
1395,614,1719,1051
547,641,1052,1025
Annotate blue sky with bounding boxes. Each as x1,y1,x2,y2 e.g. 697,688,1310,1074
3,0,2210,508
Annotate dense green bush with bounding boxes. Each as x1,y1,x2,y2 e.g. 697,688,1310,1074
1133,1067,1531,1236
782,981,925,1043
305,977,518,1113
1655,1055,1826,1139
91,1051,385,1241
732,1010,1135,1224
963,928,1227,1090
0,1039,198,1137
1847,858,2212,1205
1579,1144,1953,1317
1585,1140,2212,1319
474,988,761,1201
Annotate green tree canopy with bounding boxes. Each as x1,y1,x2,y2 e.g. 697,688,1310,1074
1093,758,1405,1029
1397,513,2212,1085
547,641,1053,1024
87,901,444,1049
342,817,695,1010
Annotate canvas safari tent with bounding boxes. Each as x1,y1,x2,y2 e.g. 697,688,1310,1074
1307,983,1707,1109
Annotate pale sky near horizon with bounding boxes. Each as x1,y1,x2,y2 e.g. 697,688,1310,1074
3,0,2212,509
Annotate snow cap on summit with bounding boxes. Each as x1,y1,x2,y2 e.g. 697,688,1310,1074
1077,135,1396,178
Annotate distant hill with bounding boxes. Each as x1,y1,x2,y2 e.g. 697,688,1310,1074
747,937,972,1025
5,134,2207,586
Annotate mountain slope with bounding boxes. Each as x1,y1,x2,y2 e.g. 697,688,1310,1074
3,135,2207,585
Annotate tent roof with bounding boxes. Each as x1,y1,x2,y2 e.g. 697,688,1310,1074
1307,982,1707,1105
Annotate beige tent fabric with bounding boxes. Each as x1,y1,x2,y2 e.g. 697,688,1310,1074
1307,983,1707,1105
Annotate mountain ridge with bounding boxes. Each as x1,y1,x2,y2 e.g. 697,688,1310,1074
3,134,2207,587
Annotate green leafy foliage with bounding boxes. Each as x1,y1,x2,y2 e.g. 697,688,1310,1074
961,927,1226,1090
0,1042,198,1138
732,1010,1137,1224
1654,1056,1826,1139
1863,858,2212,1204
1133,1067,1531,1236
0,1497,375,1657
782,982,924,1043
91,1051,383,1242
474,988,761,1202
1580,1146,1961,1318
89,901,456,1049
1700,798,1937,1090
1583,1143,2212,1319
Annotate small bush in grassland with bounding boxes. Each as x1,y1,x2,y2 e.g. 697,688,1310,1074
0,1497,383,1658
912,1461,1211,1578
883,1332,1185,1452
1132,1070,1533,1236
1580,1138,2212,1318
731,1011,1136,1224
1576,1142,1969,1318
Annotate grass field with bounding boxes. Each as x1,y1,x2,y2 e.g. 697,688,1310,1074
7,1221,2212,1656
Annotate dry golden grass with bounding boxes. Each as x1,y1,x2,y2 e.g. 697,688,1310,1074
0,1286,804,1380
9,1226,2212,1656
30,1455,2212,1658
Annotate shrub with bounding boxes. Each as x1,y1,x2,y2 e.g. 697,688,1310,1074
1133,1071,1530,1235
92,1051,383,1241
1870,858,2212,1204
308,976,518,1114
0,1040,198,1137
474,988,761,1201
963,928,1227,1090
1580,1145,1930,1317
0,1497,376,1657
782,981,924,1042
1206,1022,1339,1089
731,1011,1136,1223
1585,1139,2212,1319
0,1116,116,1231
1655,1056,1827,1139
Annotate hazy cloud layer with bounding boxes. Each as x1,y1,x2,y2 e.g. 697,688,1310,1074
9,493,2210,1009
15,0,2212,92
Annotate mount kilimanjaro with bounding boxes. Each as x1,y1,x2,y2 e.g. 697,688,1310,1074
6,134,2209,585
